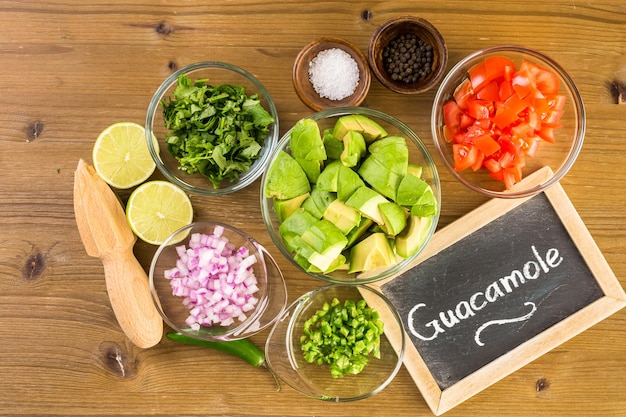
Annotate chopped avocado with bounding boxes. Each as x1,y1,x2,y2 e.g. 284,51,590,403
316,160,343,192
345,217,374,247
340,130,366,168
378,202,407,236
411,187,438,217
358,156,403,201
265,151,311,199
395,215,433,258
295,156,322,183
396,172,430,207
323,199,362,234
336,164,365,202
407,163,423,178
332,114,388,144
345,186,388,225
305,253,347,274
302,187,335,218
367,136,408,176
348,232,396,274
323,128,343,160
278,208,318,252
290,118,327,161
300,220,348,272
274,192,310,222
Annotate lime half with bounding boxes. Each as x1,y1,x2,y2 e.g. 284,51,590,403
126,181,194,245
92,121,158,189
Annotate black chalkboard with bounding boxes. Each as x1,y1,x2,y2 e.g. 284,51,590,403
382,192,603,389
371,169,625,415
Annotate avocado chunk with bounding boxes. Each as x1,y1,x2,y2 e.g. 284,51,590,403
345,186,388,225
340,130,366,168
323,128,343,160
395,215,433,258
265,150,311,199
290,118,327,161
367,135,408,176
358,156,403,201
323,199,362,234
302,186,335,218
291,236,347,274
332,114,388,144
348,232,396,274
278,208,318,252
396,172,430,207
295,156,322,183
300,219,349,272
316,159,343,192
411,187,438,217
407,163,423,178
378,202,407,236
274,192,310,223
345,217,374,247
336,164,365,202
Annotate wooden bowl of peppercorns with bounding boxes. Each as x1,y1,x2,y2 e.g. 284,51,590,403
368,16,447,94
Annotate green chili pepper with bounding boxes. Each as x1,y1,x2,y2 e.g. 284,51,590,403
166,332,280,390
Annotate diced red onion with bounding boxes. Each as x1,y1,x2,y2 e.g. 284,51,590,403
164,227,260,331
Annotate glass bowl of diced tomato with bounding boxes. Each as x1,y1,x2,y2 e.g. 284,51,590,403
431,45,585,198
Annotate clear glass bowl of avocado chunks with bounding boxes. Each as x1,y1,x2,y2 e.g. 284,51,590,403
260,106,440,284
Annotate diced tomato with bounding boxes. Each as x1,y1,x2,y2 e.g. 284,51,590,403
466,99,493,120
441,55,566,189
476,80,501,102
519,60,560,94
443,101,465,132
454,79,474,109
473,134,501,156
453,144,479,171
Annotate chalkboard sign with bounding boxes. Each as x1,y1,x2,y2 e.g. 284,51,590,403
370,167,626,416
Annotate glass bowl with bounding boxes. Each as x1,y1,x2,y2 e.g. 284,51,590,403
145,62,279,196
264,284,405,401
149,221,287,341
260,106,440,284
431,45,586,198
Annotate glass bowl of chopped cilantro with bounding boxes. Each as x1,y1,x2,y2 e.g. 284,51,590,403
431,45,586,198
146,62,279,195
264,284,405,401
260,106,441,285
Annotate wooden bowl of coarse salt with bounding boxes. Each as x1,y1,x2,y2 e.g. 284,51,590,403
292,37,371,111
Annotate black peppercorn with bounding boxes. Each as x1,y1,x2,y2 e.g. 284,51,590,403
382,33,434,84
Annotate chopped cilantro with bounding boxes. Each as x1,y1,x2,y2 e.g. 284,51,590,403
161,74,274,188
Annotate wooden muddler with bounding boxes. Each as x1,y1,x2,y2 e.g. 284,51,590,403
73,159,163,348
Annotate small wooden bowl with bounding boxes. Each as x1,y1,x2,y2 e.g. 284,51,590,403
368,16,448,94
292,37,371,111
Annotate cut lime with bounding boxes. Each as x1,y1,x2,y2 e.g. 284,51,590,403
92,122,158,189
126,181,193,245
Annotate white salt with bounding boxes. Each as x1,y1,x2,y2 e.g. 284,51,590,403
308,48,360,101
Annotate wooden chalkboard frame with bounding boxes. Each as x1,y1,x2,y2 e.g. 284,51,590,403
368,167,626,415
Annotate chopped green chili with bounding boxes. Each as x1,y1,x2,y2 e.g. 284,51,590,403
300,297,384,378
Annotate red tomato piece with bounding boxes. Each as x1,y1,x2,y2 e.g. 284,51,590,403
476,80,501,102
473,134,501,156
537,126,556,143
454,79,474,109
511,68,536,99
468,61,489,91
519,60,560,95
453,144,479,171
443,101,464,132
466,99,493,120
542,109,563,127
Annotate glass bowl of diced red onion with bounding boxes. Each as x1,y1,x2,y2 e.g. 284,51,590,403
149,221,288,341
431,45,585,198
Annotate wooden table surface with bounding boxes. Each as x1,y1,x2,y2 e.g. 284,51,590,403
1,1,625,416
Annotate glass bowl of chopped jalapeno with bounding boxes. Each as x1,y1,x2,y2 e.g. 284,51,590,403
264,284,405,401
146,62,279,196
260,106,440,285
431,45,586,198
